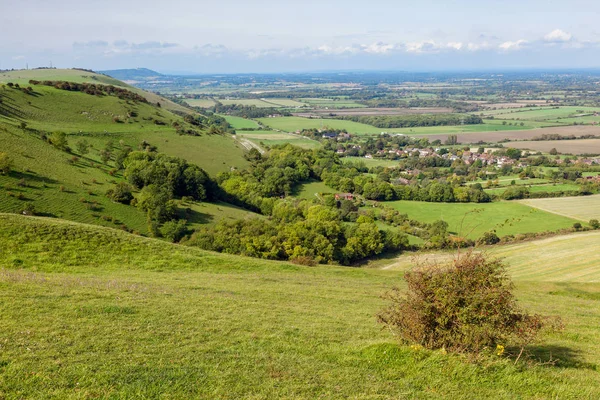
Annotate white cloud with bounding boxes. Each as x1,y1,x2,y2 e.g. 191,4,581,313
12,55,25,60
544,29,573,43
499,39,528,51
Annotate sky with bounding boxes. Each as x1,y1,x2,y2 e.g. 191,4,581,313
2,0,600,73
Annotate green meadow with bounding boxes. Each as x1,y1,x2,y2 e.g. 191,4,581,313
384,200,580,238
1,214,599,398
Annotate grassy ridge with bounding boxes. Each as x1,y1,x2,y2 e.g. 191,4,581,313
0,214,599,398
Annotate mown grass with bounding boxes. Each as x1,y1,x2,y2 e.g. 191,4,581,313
384,200,580,238
1,214,599,398
222,115,260,130
519,195,600,221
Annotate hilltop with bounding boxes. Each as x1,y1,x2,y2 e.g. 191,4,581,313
0,213,599,398
100,68,164,82
0,69,251,234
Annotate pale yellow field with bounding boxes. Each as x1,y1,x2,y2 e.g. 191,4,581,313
382,231,600,282
519,195,600,221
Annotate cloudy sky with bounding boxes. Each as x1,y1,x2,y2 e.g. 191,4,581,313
2,0,600,73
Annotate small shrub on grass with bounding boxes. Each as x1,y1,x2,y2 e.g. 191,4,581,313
378,252,551,355
106,182,134,204
290,256,318,266
0,152,12,175
590,219,600,230
20,203,36,216
160,219,188,243
17,179,26,187
573,222,582,231
59,185,66,192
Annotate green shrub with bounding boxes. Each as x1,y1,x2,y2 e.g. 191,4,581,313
477,231,500,245
378,252,549,354
0,152,12,175
106,182,134,204
589,219,600,230
160,219,188,243
573,222,583,231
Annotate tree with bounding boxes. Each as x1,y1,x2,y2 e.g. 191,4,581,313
76,139,90,155
0,152,12,175
160,219,188,242
106,182,134,204
99,149,112,163
137,184,177,223
378,252,549,354
590,219,600,229
49,131,70,152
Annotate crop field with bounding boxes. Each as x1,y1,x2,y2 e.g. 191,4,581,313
219,99,275,108
257,116,551,137
385,230,600,282
417,125,600,144
222,115,260,130
184,98,216,108
507,139,600,155
260,98,307,108
519,195,600,221
384,200,579,238
482,106,600,121
298,98,367,109
484,183,581,196
1,214,600,398
238,130,320,149
341,156,401,168
295,107,454,117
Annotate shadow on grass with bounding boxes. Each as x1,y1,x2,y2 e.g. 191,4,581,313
180,206,215,225
10,170,58,185
515,345,597,370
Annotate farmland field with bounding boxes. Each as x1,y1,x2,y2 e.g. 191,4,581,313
295,107,454,117
507,139,600,155
237,130,320,149
257,116,549,136
299,98,367,109
519,195,600,221
384,200,579,238
185,98,216,108
342,156,401,168
482,106,600,121
416,125,600,144
485,183,581,196
385,230,600,282
223,115,260,130
219,99,276,108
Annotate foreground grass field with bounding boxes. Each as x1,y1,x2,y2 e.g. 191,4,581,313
519,195,600,221
1,214,599,398
384,200,580,238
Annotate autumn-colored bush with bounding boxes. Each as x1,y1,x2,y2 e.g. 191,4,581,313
378,252,551,354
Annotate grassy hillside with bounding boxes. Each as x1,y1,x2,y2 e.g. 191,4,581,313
1,214,599,398
0,68,188,114
0,72,252,233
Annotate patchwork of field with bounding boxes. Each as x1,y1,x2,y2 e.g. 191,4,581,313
485,183,581,196
385,230,600,282
185,98,216,108
384,200,579,238
299,98,367,109
507,139,600,155
519,195,600,221
294,107,453,117
341,156,401,168
237,130,320,149
222,115,260,130
257,116,548,136
218,98,307,108
417,125,600,144
481,106,600,122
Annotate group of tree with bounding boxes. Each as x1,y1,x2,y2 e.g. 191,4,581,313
337,114,482,129
210,103,291,119
28,80,148,103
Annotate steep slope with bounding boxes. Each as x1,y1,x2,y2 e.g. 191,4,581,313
0,72,253,232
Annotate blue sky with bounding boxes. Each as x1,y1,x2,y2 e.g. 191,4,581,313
2,0,600,73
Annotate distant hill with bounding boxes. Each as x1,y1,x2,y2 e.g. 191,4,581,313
0,68,251,233
100,68,164,81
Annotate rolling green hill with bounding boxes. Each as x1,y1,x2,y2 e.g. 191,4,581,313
0,213,599,398
0,69,252,233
